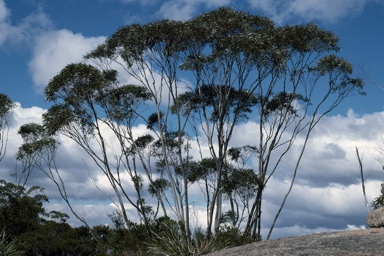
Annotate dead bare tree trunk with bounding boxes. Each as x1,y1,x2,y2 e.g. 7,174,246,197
355,146,369,214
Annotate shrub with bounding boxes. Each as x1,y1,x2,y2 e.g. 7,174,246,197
147,217,192,256
0,230,23,256
372,194,384,210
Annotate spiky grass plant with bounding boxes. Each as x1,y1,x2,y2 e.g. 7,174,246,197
147,220,258,256
192,229,231,256
147,222,193,256
147,224,235,256
0,231,23,256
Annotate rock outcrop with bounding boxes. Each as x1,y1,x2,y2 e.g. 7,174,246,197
366,206,384,228
366,182,384,228
206,229,384,256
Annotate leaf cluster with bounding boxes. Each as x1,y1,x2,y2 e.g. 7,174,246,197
36,6,366,250
44,63,151,135
0,230,23,256
172,84,258,121
264,91,308,116
17,122,58,160
371,194,384,210
0,180,49,238
0,93,15,120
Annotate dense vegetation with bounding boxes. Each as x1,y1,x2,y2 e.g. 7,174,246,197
0,7,364,255
0,179,256,255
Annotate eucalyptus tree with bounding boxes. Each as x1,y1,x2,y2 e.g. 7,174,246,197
14,123,51,187
43,64,154,231
173,9,273,238
16,123,93,233
84,19,196,241
173,8,364,239
221,146,259,229
0,93,15,162
42,7,364,244
247,25,364,240
0,180,48,238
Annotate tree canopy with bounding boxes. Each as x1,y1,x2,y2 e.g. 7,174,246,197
0,93,15,162
39,7,364,251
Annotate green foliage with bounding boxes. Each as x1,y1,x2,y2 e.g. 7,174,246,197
277,23,339,53
0,180,48,238
86,19,186,62
42,103,75,135
45,63,116,102
39,5,365,248
371,194,384,210
0,93,15,160
146,112,165,131
49,210,70,223
18,222,96,256
0,93,15,120
148,178,169,197
222,168,258,196
17,122,58,160
147,217,192,256
98,212,154,255
147,217,258,256
185,158,216,183
172,85,258,122
215,224,260,248
191,227,231,256
100,84,151,122
0,230,23,256
0,180,102,255
44,63,150,136
264,92,308,116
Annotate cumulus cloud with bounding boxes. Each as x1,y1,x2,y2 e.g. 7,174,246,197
0,0,52,47
28,29,106,91
0,0,10,45
0,1,106,95
45,203,118,227
0,103,46,179
157,0,232,20
248,0,376,24
261,178,379,239
1,103,383,238
0,0,380,239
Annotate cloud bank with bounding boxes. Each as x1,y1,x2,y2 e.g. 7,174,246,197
0,0,383,240
1,104,382,239
247,0,377,24
28,29,106,91
0,0,52,47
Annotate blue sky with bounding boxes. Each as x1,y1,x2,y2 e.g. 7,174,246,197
1,0,384,240
1,0,384,113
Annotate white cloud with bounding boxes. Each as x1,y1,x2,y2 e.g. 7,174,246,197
0,0,382,239
157,0,232,20
263,224,366,239
11,102,45,126
204,0,232,8
260,178,379,239
1,104,383,238
157,0,199,20
45,202,118,227
0,1,52,47
0,0,10,45
8,102,45,150
248,0,375,24
119,0,156,5
28,29,106,91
